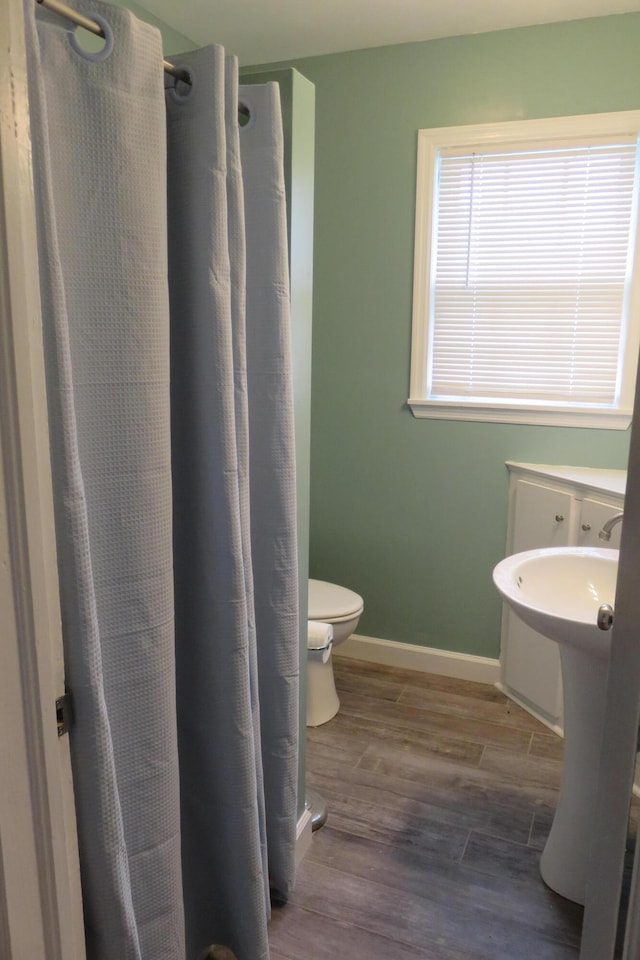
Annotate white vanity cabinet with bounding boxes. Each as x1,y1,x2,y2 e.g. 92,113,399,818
498,463,626,731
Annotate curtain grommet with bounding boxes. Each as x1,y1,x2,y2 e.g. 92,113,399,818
68,13,114,62
238,98,255,130
168,65,195,103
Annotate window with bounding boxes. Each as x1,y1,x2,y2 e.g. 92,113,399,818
409,113,640,428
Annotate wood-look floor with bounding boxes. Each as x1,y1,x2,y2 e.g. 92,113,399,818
268,657,637,960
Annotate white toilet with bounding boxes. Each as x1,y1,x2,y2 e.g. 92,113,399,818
306,578,364,727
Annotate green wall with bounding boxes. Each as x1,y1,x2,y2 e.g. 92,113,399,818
267,14,640,659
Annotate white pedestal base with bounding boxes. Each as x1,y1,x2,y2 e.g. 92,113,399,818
306,652,340,727
539,644,609,905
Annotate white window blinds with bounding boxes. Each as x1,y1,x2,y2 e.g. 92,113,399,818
429,138,639,406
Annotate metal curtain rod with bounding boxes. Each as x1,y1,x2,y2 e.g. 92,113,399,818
35,0,191,85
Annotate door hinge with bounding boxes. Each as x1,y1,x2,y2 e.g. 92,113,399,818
56,691,74,737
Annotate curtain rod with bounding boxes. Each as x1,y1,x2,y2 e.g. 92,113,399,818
35,0,191,85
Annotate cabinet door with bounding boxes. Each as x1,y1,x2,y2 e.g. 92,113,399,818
577,497,623,549
502,480,573,723
510,479,574,554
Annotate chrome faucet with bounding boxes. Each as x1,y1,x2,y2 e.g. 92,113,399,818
598,512,624,541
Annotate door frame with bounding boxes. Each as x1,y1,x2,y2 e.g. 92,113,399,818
580,362,640,959
0,0,85,956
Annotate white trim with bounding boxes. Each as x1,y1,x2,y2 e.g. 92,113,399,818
416,111,640,149
334,633,500,685
295,808,313,868
408,398,633,430
0,1,85,957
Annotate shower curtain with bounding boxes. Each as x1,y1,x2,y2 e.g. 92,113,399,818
24,2,299,959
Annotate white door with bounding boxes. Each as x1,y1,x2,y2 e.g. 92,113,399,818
0,1,85,957
581,459,640,956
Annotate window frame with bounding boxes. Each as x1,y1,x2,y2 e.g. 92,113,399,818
409,111,640,429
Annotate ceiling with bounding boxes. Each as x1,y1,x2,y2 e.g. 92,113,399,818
138,0,640,65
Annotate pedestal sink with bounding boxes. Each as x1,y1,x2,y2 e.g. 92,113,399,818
493,546,619,905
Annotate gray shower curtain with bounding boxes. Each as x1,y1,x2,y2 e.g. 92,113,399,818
25,2,299,959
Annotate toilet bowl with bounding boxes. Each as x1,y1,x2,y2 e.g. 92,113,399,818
306,578,363,727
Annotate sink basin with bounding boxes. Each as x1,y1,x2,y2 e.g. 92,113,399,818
493,546,618,659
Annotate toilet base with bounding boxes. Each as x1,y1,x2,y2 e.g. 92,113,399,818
306,653,340,726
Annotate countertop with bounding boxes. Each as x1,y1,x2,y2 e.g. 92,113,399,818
506,462,627,499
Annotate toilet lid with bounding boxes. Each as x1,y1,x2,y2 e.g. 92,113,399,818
308,578,363,621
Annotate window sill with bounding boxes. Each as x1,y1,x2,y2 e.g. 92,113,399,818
407,398,632,430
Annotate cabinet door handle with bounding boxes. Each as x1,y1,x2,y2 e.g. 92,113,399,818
555,514,565,522
581,523,591,531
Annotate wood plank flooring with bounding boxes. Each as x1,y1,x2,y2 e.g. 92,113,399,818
268,657,637,960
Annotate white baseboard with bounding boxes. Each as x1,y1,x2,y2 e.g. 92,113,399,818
334,633,500,685
295,807,313,867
